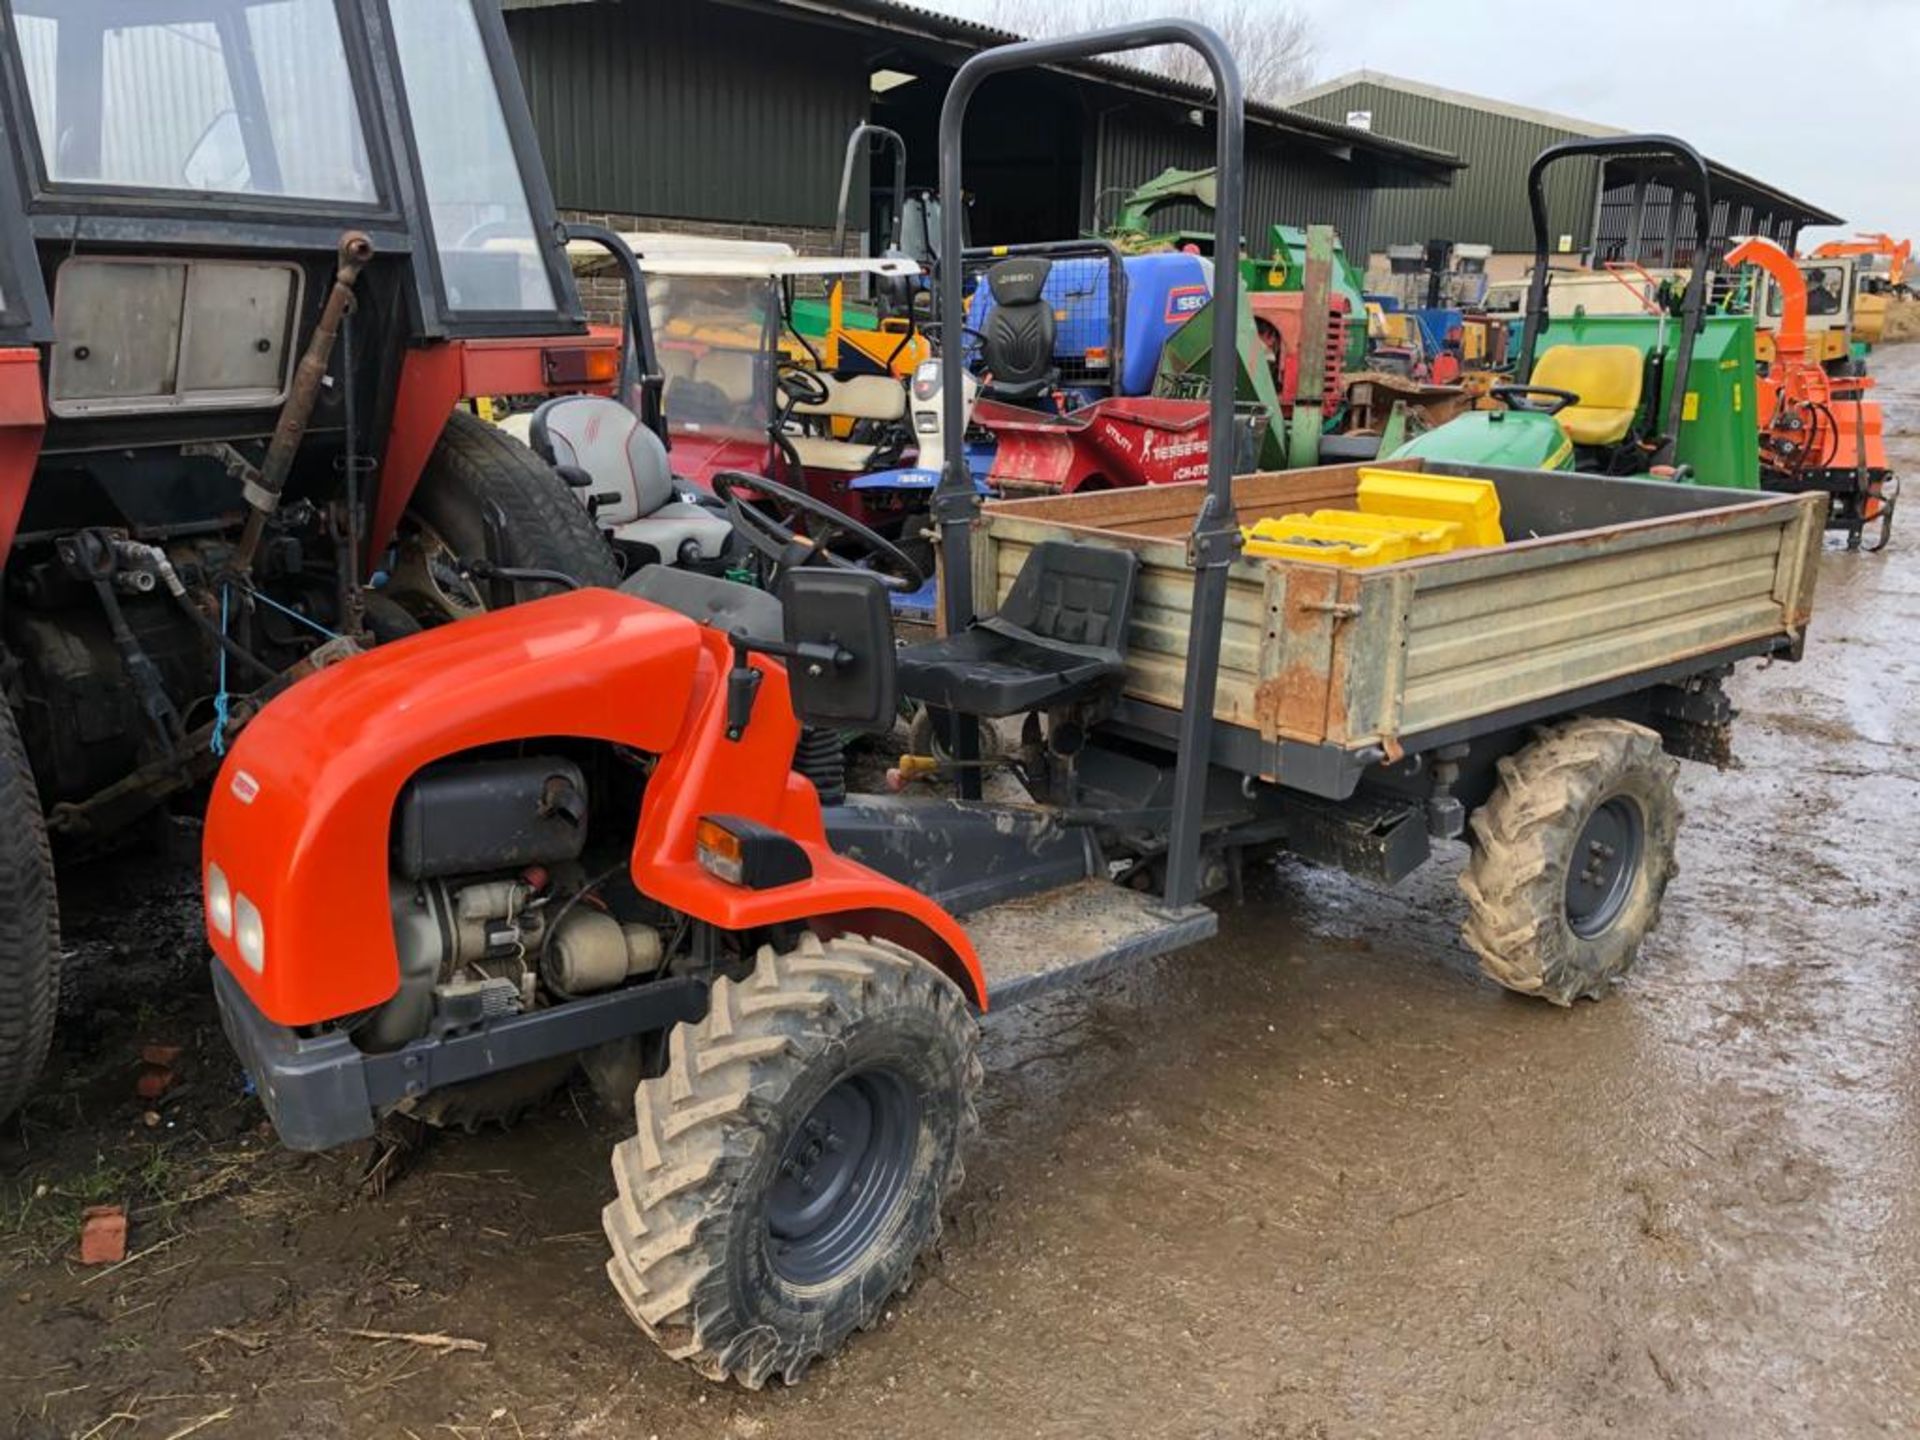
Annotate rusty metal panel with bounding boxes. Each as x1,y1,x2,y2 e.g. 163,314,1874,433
1332,567,1413,750
1252,565,1340,743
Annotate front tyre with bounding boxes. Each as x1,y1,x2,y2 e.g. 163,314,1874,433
1459,718,1680,1005
604,933,980,1388
0,703,59,1125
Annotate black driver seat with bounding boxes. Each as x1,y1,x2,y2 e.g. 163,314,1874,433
895,542,1136,718
980,257,1057,403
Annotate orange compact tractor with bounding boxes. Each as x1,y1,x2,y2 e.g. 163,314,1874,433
205,22,1828,1391
1728,235,1896,549
0,0,673,1124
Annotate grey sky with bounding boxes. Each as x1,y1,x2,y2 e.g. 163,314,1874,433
927,0,1916,249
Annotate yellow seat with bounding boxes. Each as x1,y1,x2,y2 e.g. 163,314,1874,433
1527,345,1644,447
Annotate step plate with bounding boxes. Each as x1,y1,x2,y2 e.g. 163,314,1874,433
965,879,1218,1010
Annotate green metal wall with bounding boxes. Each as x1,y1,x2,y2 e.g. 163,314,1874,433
1095,109,1380,261
505,0,869,228
1292,82,1594,254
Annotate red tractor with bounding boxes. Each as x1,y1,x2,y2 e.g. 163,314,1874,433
0,0,639,1123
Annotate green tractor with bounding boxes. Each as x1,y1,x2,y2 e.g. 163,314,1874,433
1399,135,1758,490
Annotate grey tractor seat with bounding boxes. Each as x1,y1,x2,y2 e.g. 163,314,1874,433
530,395,733,566
895,541,1137,718
620,565,783,646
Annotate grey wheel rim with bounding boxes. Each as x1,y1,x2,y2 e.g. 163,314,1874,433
1565,794,1645,938
767,1068,920,1286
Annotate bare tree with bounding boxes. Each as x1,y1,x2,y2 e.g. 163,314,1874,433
972,0,1317,103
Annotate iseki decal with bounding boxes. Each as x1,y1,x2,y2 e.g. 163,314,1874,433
1164,286,1210,324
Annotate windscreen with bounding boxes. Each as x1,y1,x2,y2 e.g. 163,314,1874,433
388,0,555,313
647,274,777,444
1773,265,1847,318
10,0,377,203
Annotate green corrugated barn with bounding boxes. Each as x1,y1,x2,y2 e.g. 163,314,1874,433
1286,70,1839,282
499,1,1460,265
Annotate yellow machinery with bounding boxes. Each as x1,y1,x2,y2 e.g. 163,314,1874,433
1242,472,1504,567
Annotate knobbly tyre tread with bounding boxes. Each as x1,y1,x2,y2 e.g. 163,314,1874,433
410,409,620,599
1458,717,1680,1005
603,932,980,1388
0,702,60,1125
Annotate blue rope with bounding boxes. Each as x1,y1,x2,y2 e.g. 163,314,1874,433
246,586,342,642
208,586,342,757
211,584,231,757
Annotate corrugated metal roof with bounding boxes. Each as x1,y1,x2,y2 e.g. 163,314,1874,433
506,0,1462,185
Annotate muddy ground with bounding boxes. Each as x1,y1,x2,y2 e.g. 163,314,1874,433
3,346,1918,1440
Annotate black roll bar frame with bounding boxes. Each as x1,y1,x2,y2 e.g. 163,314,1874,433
932,23,1243,910
1517,134,1715,461
833,123,909,259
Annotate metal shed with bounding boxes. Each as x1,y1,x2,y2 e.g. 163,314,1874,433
500,0,1459,259
1287,70,1840,272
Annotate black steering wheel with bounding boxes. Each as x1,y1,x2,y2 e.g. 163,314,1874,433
712,471,926,592
918,321,990,359
776,362,831,410
1491,384,1581,416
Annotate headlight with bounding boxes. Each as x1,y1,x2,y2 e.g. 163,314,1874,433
206,863,233,937
234,894,266,973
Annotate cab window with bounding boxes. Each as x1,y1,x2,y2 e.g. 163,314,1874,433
10,0,377,204
387,0,555,313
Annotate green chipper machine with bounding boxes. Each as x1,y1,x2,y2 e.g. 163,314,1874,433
1398,135,1759,489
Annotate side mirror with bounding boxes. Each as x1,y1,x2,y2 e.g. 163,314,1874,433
777,569,895,733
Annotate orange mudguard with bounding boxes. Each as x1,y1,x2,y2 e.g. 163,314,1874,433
203,589,983,1028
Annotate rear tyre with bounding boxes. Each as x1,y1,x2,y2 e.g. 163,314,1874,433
1459,718,1679,1005
389,409,619,622
604,932,979,1388
0,704,60,1125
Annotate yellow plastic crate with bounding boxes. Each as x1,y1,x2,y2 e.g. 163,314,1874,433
1305,509,1464,557
1356,470,1504,548
1243,516,1413,568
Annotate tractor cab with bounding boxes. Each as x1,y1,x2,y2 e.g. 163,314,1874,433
2,0,591,390
1748,255,1868,367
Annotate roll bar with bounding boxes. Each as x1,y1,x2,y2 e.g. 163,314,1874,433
561,223,666,441
1517,134,1714,460
933,23,1244,910
833,124,909,259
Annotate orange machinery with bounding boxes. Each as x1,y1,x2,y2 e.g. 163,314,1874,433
1810,233,1911,293
1727,236,1896,550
